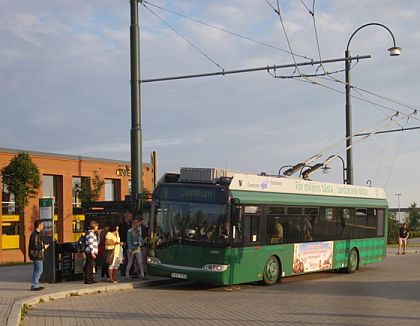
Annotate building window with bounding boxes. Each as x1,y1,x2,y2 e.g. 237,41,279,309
1,184,19,215
42,175,61,214
105,179,120,201
72,176,89,214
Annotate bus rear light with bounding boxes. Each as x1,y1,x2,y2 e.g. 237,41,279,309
202,264,229,272
147,257,161,265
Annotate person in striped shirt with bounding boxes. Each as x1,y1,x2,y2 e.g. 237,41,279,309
84,220,99,284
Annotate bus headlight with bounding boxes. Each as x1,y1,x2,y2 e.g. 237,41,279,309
147,257,161,265
202,264,229,272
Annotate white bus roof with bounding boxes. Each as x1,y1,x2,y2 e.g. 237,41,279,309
229,173,387,200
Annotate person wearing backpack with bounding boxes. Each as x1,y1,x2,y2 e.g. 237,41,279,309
84,220,99,284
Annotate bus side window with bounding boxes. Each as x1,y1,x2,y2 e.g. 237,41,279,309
242,214,260,243
285,216,303,243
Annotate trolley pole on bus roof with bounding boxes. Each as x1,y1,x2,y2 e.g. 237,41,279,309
130,0,143,215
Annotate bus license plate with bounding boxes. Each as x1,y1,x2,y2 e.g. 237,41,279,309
171,272,187,279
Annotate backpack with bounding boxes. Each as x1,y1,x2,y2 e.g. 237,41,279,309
77,234,87,252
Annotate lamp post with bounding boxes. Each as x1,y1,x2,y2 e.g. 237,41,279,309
345,23,401,185
395,193,403,223
321,155,347,184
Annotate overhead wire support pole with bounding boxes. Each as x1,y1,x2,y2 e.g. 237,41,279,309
130,0,143,215
140,55,371,84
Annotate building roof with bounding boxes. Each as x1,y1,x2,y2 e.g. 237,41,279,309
0,147,151,166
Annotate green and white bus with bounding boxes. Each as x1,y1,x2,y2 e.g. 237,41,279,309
147,168,387,285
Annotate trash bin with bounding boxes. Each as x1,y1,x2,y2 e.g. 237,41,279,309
56,242,85,282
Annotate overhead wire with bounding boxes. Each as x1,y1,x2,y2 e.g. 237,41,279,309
141,2,224,71
295,112,402,166
142,0,313,60
383,116,409,189
373,131,389,187
294,0,420,122
265,0,304,76
299,111,416,179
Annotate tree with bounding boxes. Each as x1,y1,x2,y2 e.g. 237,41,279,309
407,202,420,231
74,172,105,204
387,212,400,244
1,152,41,262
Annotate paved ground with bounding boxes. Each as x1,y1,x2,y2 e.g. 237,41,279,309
18,246,420,326
0,263,155,326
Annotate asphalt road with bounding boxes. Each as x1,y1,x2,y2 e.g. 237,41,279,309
23,250,420,326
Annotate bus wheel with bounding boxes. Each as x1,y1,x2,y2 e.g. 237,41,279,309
262,256,280,285
346,248,359,273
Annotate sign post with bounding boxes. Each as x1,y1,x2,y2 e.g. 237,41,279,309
39,197,56,283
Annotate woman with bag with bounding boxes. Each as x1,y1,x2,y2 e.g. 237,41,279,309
105,224,124,283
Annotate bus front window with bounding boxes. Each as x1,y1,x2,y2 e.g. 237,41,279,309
153,202,229,247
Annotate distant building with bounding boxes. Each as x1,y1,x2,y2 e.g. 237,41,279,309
0,148,154,264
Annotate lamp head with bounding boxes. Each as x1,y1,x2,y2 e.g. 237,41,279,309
321,165,331,174
388,46,401,56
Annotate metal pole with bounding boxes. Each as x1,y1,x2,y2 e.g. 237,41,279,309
141,55,371,84
396,193,402,223
345,49,353,185
130,0,143,215
344,22,401,186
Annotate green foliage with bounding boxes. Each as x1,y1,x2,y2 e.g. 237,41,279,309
387,212,400,244
407,202,420,231
409,231,420,238
1,152,40,210
74,172,104,203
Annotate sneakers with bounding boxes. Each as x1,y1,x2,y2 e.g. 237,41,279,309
30,286,45,291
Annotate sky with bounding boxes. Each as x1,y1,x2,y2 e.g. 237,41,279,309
1,0,420,208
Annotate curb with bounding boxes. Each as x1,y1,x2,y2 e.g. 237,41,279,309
6,280,151,326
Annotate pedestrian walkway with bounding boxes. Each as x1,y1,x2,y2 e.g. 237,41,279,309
0,264,156,326
2,246,419,326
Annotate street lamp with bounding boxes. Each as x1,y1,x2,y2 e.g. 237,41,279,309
345,23,401,185
395,193,403,223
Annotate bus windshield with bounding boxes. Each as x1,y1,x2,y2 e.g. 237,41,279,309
153,201,229,247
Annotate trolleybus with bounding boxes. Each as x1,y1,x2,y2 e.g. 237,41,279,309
147,168,387,285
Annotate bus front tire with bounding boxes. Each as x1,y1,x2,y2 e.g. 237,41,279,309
346,248,359,273
262,256,280,285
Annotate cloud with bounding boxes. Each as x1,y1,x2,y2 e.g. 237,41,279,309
1,0,420,208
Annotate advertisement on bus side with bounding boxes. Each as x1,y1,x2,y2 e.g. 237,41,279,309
293,241,333,273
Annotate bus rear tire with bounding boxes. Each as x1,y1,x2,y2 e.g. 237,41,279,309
346,248,359,273
262,256,280,285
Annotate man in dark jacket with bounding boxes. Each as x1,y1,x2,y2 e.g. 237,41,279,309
118,211,132,276
29,220,49,291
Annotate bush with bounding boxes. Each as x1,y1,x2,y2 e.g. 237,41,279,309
409,231,420,238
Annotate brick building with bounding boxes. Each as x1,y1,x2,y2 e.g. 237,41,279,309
0,148,154,264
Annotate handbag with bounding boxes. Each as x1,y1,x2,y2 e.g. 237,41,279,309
103,249,114,265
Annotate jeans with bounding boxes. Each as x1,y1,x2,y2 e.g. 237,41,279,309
84,253,96,283
31,260,43,289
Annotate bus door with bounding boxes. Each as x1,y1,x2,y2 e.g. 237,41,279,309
230,205,262,283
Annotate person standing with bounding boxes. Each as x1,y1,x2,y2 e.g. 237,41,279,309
126,219,142,279
137,217,149,279
84,220,99,284
105,224,124,283
98,224,110,280
397,223,409,255
28,220,49,291
118,211,132,276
